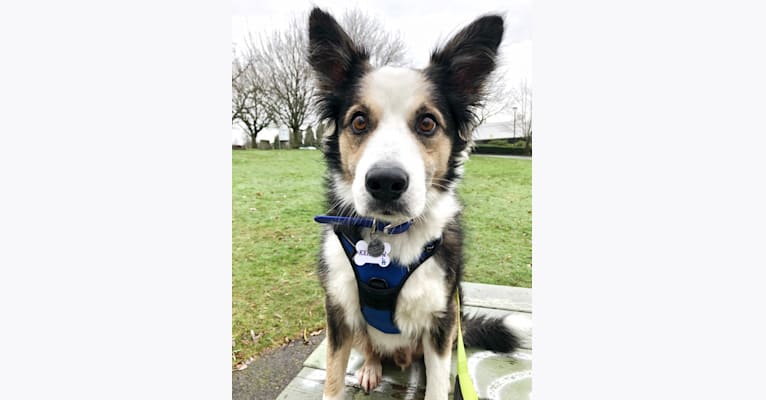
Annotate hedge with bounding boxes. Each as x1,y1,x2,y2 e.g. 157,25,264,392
472,145,531,156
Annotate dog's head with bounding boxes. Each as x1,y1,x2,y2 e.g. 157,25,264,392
309,8,503,223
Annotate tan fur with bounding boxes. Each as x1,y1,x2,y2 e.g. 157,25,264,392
338,132,364,182
421,127,452,189
393,342,425,370
338,105,375,182
324,331,352,397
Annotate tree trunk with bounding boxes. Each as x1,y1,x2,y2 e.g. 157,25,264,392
290,128,302,149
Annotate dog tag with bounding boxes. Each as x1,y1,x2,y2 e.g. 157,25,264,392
367,238,385,257
354,240,392,267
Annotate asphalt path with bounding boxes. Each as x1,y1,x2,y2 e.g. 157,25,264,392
232,332,326,400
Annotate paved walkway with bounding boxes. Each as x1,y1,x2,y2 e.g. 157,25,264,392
276,282,532,399
232,332,327,400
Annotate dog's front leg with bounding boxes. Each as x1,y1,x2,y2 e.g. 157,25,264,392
323,301,352,400
423,334,453,400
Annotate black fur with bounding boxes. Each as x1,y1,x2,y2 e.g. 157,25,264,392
430,296,457,356
425,16,505,190
462,313,520,353
425,219,464,355
425,15,504,141
324,294,350,352
308,8,370,174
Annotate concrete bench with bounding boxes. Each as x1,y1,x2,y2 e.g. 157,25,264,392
276,282,532,399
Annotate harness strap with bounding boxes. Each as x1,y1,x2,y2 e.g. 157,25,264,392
334,230,441,334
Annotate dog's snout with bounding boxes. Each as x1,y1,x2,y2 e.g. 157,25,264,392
365,164,409,202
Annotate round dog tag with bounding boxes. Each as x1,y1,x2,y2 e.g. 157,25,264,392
367,238,385,257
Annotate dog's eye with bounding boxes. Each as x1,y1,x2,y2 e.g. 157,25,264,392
416,115,437,135
351,114,368,134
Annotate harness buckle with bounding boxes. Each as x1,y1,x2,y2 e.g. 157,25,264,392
382,223,394,235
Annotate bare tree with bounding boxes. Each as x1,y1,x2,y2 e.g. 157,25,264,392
340,9,408,67
476,65,516,125
512,79,533,154
232,10,406,149
255,16,314,148
232,44,272,147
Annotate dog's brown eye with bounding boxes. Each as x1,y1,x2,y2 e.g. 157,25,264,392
416,115,437,135
351,114,368,134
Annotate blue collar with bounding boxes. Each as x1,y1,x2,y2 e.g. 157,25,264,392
313,215,413,234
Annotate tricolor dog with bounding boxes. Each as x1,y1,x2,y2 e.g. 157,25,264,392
308,8,519,399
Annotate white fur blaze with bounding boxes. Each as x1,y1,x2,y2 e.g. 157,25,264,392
351,67,433,221
422,337,452,400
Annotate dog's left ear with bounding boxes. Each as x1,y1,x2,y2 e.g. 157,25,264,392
426,15,504,137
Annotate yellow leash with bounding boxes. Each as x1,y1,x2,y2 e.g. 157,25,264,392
454,290,478,400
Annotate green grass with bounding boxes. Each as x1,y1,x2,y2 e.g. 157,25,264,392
232,150,531,365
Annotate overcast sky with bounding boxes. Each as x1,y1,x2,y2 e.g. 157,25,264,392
232,0,532,90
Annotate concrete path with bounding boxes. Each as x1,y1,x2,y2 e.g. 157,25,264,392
277,282,532,399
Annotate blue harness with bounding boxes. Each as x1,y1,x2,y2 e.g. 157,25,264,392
315,216,441,334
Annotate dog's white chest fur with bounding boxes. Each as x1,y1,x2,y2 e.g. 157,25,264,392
322,230,449,354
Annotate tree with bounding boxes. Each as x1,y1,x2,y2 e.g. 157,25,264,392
253,16,314,149
232,44,273,148
476,65,516,126
303,126,315,147
512,79,533,154
339,9,408,67
234,9,407,149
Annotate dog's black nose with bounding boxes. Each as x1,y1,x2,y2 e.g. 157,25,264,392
365,164,409,202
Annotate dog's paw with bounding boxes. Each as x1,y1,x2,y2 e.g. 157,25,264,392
356,360,382,393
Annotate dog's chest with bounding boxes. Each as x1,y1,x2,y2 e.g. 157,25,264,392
322,231,449,352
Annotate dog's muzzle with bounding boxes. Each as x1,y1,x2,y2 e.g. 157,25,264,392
365,162,409,202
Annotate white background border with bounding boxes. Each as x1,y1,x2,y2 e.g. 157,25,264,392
1,0,765,398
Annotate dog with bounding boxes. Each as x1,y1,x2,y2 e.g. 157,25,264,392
308,8,519,399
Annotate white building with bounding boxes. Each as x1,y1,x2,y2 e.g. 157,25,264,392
256,127,289,144
472,120,523,141
231,123,290,148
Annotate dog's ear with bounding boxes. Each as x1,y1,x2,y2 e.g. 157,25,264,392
308,8,369,92
426,15,504,138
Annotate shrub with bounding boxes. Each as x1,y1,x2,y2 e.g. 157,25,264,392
472,145,530,156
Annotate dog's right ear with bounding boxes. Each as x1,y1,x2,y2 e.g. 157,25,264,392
308,8,369,92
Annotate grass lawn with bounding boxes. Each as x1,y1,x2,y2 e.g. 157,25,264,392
232,150,531,366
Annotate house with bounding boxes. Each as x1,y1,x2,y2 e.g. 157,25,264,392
256,126,290,149
231,124,291,149
232,124,249,147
